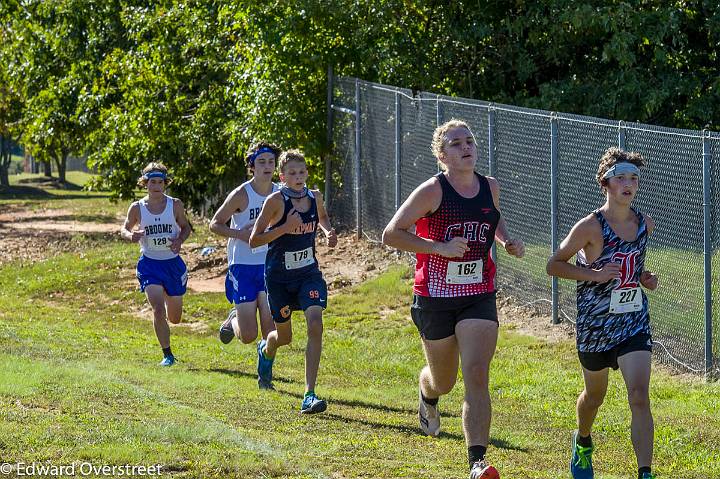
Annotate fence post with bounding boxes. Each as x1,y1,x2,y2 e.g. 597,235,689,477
618,121,626,150
325,65,334,203
354,79,362,239
702,130,713,380
488,106,497,263
395,91,401,212
436,95,442,126
550,113,560,324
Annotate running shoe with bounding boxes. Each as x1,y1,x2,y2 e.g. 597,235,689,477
257,339,274,389
570,430,594,479
418,388,441,436
641,474,656,479
219,308,236,344
300,393,327,414
159,355,175,367
469,460,499,479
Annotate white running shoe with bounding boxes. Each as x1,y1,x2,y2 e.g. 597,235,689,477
469,460,499,479
418,388,440,436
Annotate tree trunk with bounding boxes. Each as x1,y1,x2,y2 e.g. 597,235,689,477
0,135,10,187
43,159,52,177
0,159,8,186
55,150,67,183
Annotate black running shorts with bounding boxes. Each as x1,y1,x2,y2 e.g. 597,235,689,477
265,272,327,324
578,332,653,371
410,291,498,340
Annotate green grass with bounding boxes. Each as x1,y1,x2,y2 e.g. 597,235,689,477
1,193,719,478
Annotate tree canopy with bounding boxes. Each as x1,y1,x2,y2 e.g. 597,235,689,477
2,1,718,206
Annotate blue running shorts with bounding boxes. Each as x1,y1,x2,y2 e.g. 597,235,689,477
136,255,188,296
225,263,266,304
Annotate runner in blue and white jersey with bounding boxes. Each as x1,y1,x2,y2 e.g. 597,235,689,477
209,142,280,387
121,162,192,367
547,147,659,479
249,150,337,412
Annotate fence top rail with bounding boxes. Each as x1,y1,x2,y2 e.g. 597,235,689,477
338,76,718,140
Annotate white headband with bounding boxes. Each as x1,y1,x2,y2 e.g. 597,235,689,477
603,162,640,180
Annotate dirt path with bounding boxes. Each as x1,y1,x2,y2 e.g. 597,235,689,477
0,207,398,294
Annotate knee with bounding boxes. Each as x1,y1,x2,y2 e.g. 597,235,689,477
464,362,491,388
239,332,256,344
166,310,182,324
581,389,606,409
152,307,167,322
306,317,323,339
432,376,457,395
627,386,650,411
276,329,292,346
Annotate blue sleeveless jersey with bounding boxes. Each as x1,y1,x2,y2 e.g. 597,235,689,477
575,208,651,352
265,191,320,282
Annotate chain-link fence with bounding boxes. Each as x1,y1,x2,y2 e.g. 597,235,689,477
328,76,720,379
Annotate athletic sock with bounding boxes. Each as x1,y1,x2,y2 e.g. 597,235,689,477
638,466,651,478
421,392,438,406
162,347,173,358
577,433,592,448
304,390,315,398
468,445,487,466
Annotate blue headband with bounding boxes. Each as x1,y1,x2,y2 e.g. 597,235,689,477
249,146,276,166
143,171,167,180
603,162,640,180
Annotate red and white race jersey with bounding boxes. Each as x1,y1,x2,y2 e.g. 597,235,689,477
414,172,500,298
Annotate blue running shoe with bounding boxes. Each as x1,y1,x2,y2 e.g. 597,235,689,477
300,393,327,414
570,430,594,479
159,355,175,367
641,474,656,479
219,308,236,344
257,339,274,389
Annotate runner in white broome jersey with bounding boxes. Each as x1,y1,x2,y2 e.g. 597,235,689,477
546,147,659,479
209,142,280,388
121,162,192,367
382,119,525,479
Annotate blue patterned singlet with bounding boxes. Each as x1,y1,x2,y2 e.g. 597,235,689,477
575,208,650,352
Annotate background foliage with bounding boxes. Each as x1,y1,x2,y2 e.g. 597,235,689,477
2,1,719,208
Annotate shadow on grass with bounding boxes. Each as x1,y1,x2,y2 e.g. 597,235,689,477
0,183,111,200
204,367,295,385
276,387,461,419
7,213,119,224
294,407,527,450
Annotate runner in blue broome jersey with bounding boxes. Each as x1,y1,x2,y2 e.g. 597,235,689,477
249,150,337,413
546,147,659,479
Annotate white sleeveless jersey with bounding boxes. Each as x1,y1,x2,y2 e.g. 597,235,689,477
138,196,179,260
227,181,279,266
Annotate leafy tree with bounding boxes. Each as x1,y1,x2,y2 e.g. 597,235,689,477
3,0,719,206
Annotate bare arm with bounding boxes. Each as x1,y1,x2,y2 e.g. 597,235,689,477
640,213,658,290
248,193,301,248
313,190,337,248
209,187,250,241
120,203,143,242
546,216,620,283
382,178,468,258
170,199,192,254
487,177,524,258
